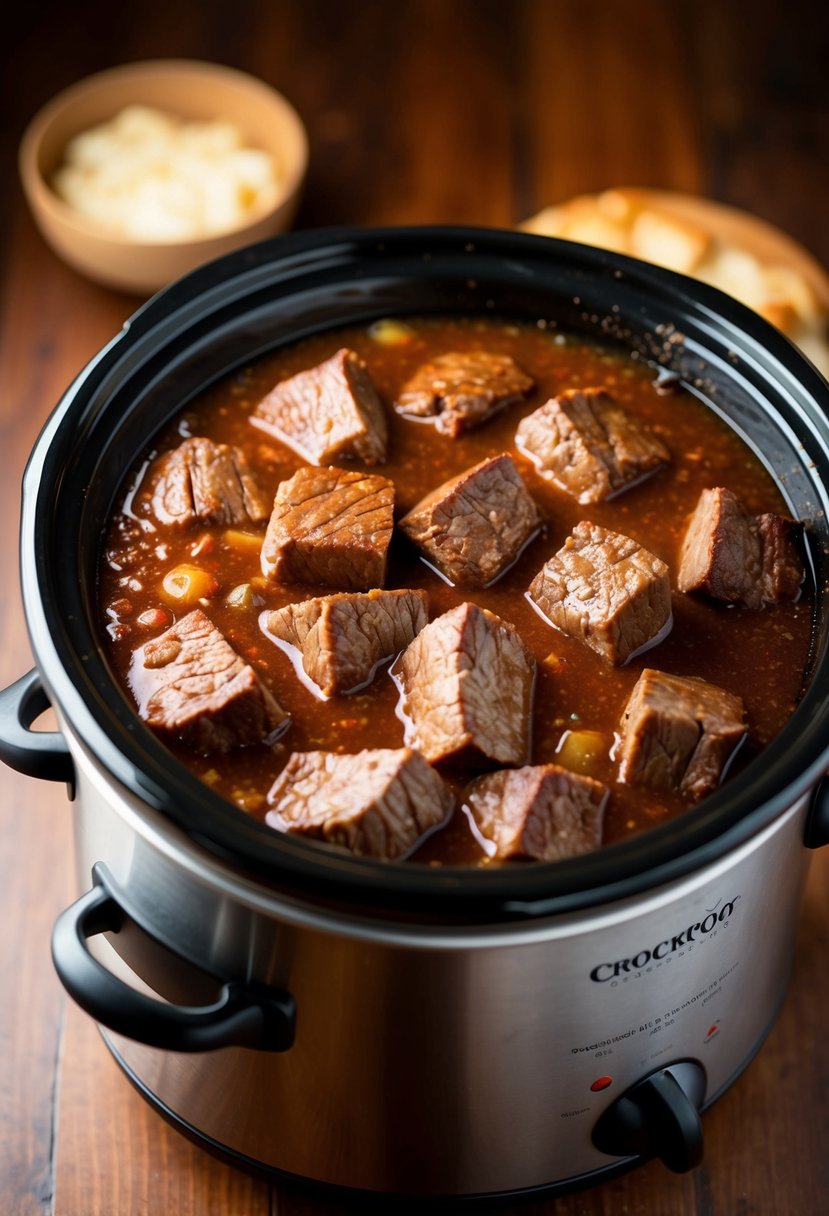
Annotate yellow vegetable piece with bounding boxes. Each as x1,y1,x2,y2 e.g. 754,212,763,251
555,729,608,775
160,564,219,605
223,529,263,554
368,318,415,346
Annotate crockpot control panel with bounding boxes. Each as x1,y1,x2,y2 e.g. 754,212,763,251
539,829,810,1185
591,1060,705,1173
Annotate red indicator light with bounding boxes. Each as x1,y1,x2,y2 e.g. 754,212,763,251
590,1076,613,1092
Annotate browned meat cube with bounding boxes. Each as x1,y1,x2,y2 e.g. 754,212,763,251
755,513,805,601
678,486,804,609
395,351,534,437
251,347,388,466
617,668,747,800
529,520,670,666
465,764,608,861
390,602,535,766
515,387,670,503
399,453,541,587
130,608,288,754
261,467,395,590
146,436,271,527
264,588,428,696
527,521,672,665
265,748,453,860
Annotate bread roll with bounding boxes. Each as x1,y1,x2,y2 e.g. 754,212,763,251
521,189,829,376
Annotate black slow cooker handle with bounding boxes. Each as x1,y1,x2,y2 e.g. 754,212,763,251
0,669,73,784
52,867,296,1053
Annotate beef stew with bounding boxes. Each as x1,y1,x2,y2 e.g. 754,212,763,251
99,315,812,865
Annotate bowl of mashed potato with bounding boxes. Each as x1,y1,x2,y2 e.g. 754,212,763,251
19,59,309,295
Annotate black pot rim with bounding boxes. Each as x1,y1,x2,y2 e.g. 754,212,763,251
19,224,829,920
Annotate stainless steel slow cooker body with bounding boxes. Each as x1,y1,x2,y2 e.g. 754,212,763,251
4,227,829,1199
68,735,811,1195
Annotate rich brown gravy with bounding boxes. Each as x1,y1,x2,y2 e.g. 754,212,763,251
98,316,813,864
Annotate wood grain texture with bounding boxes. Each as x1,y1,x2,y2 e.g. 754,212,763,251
53,1007,271,1216
1,1,828,1214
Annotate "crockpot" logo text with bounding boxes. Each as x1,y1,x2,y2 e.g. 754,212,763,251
589,896,741,983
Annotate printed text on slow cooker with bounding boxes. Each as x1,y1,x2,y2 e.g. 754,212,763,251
588,895,741,983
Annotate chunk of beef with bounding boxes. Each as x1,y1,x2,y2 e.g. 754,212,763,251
515,387,670,503
265,748,453,860
146,436,271,527
251,347,388,465
264,588,428,696
527,521,672,665
261,467,395,590
678,486,804,609
617,668,747,800
390,602,535,766
465,764,607,861
755,513,805,601
395,351,534,437
399,453,541,587
129,608,287,754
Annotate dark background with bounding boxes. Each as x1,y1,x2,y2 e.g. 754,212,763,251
4,0,829,256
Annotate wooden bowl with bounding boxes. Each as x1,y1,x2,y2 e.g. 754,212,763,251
19,60,309,296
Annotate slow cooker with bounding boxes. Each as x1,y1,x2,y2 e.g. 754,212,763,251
2,227,829,1201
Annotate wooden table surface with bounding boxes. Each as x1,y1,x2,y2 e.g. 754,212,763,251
2,2,828,1213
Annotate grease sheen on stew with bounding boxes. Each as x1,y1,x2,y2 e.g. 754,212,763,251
98,316,813,865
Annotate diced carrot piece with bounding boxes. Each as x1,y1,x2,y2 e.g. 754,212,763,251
223,529,263,554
